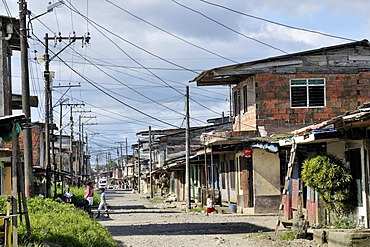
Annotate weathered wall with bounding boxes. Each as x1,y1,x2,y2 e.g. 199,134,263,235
327,140,346,159
253,149,280,195
250,149,281,213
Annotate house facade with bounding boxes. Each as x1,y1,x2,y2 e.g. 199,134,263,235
281,106,370,227
192,40,370,216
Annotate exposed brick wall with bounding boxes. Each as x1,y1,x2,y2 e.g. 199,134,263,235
233,72,370,134
4,124,43,166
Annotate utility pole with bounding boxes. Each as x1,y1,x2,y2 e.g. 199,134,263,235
85,132,89,176
125,137,128,178
19,0,34,197
149,126,153,198
56,98,69,195
132,146,135,190
44,32,89,197
185,86,191,209
66,103,84,184
96,155,99,174
77,114,92,178
119,142,123,175
44,32,51,198
82,119,96,178
137,139,141,193
44,34,88,196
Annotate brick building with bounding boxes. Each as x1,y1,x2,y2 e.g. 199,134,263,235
4,122,44,166
192,40,370,218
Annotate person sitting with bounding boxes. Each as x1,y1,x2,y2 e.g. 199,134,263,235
205,194,218,216
83,182,94,213
63,187,73,203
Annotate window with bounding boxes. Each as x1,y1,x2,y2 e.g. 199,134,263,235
229,160,235,190
220,161,226,190
233,90,240,117
243,85,248,113
290,78,325,107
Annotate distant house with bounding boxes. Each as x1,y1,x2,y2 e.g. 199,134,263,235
192,40,370,215
136,120,232,203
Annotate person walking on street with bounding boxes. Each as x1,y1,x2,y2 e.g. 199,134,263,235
97,187,110,218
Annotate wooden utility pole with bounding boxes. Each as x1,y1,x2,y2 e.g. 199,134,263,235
19,0,34,197
185,86,191,209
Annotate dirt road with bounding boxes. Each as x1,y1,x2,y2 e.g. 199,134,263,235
97,190,316,247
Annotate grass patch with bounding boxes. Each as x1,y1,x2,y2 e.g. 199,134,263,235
327,216,356,229
189,206,205,213
0,193,116,247
149,196,164,204
279,230,297,240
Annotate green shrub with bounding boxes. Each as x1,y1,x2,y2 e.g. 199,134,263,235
69,186,100,206
18,197,116,247
301,154,355,216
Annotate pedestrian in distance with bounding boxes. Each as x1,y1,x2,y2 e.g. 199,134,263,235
205,193,218,216
97,187,110,218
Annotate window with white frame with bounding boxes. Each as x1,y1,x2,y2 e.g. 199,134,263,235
290,78,326,108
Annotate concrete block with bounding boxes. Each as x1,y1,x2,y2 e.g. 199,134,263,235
313,229,370,247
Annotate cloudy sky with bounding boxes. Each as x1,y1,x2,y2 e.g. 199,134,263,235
2,0,370,164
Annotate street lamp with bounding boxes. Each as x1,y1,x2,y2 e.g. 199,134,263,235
47,0,65,12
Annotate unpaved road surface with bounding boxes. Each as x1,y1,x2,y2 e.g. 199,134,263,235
97,190,317,247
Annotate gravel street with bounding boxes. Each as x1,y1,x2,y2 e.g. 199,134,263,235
97,189,317,247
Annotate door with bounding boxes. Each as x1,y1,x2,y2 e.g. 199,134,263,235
349,148,366,227
240,156,254,207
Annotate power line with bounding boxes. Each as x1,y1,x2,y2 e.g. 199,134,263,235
105,0,240,64
200,0,356,42
172,0,288,54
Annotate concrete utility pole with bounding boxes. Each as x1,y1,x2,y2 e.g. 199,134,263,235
82,122,96,176
138,138,141,193
79,115,95,177
149,126,153,198
132,146,135,190
185,86,191,209
116,141,124,177
19,0,34,197
44,33,89,197
119,142,123,175
125,137,128,178
66,103,84,183
44,33,52,198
